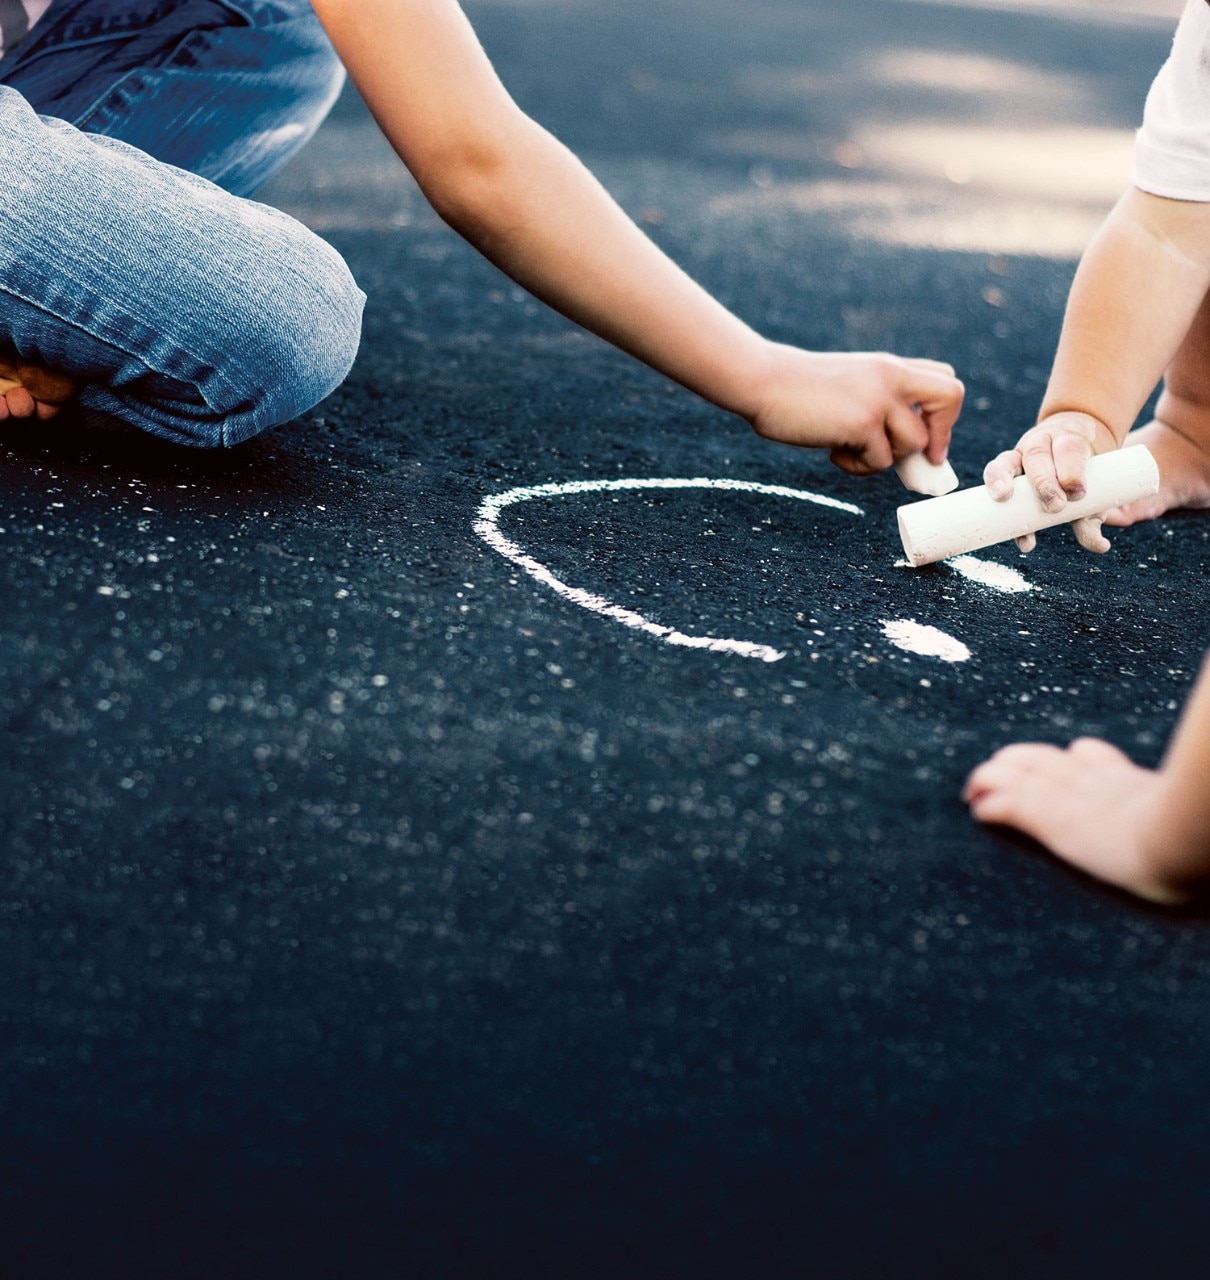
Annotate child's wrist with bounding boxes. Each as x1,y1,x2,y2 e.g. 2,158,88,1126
725,332,776,423
1139,771,1210,902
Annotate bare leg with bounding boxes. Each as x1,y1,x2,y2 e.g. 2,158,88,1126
1105,283,1210,526
964,654,1210,905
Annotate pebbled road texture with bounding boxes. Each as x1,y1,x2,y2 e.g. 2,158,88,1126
0,1,1206,1276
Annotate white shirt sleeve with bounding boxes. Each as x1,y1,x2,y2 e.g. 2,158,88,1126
1133,0,1210,201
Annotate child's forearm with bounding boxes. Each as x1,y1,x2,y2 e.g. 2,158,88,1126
1041,188,1210,441
313,0,766,417
430,123,769,416
314,0,962,465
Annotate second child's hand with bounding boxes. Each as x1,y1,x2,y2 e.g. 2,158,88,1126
982,189,1210,552
982,410,1118,553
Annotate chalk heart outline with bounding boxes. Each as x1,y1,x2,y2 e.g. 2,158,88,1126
475,476,970,665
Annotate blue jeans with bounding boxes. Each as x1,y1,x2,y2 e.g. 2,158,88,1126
0,0,364,447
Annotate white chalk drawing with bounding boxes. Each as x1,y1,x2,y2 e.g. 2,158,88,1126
474,477,1030,664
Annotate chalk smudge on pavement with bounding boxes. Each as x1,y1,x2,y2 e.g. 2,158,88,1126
896,554,1035,594
947,555,1034,593
881,618,972,663
474,477,865,663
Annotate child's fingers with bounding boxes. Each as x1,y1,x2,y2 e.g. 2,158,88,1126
906,358,957,378
967,783,1043,831
966,737,1121,802
983,448,1022,501
901,365,964,462
828,445,878,476
964,760,1029,810
1071,515,1110,554
885,401,930,462
966,741,1064,788
1051,430,1093,500
4,386,35,418
16,363,75,404
1066,736,1132,766
0,362,77,423
1021,436,1068,513
920,398,961,464
963,742,1065,822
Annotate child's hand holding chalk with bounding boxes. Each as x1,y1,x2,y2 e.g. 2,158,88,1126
746,349,963,476
981,411,1119,552
898,445,1158,567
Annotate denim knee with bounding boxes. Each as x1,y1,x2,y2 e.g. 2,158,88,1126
211,227,365,448
0,84,364,450
77,223,365,451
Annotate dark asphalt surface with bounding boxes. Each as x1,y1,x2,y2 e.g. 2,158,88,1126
1,1,1207,1276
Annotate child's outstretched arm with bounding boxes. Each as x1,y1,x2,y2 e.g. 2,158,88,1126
965,651,1210,904
983,188,1210,551
310,0,962,471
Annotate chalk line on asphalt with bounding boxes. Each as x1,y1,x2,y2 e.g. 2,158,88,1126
475,478,1031,664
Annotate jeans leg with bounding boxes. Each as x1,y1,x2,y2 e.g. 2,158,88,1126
0,85,364,447
0,0,344,196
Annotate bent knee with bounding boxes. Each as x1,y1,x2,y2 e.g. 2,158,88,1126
213,234,365,446
77,204,365,449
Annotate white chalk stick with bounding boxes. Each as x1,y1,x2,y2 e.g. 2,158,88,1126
897,446,1159,567
894,453,959,496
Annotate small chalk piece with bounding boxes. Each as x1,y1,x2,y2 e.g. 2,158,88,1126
894,453,959,496
897,445,1159,567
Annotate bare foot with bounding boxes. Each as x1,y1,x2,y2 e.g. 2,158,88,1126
0,352,76,422
1103,418,1210,526
964,738,1201,905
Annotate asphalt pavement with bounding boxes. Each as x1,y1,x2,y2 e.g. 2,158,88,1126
1,1,1207,1276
